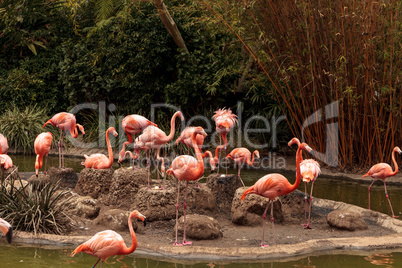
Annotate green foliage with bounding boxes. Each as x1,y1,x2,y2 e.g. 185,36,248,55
0,177,71,235
0,106,48,153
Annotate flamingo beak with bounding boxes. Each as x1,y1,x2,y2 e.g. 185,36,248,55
6,227,12,244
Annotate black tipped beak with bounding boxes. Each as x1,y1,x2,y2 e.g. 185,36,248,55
118,162,122,168
143,218,147,227
6,227,12,244
211,169,217,174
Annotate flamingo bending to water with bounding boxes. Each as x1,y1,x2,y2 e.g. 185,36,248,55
43,112,85,168
118,115,157,163
72,210,146,268
226,148,260,187
288,138,321,229
363,146,402,218
166,127,207,246
240,142,312,247
34,132,53,177
82,127,118,169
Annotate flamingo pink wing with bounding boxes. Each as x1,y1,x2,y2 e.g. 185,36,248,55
365,163,392,179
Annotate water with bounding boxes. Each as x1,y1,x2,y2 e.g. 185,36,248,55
0,244,401,267
4,154,402,267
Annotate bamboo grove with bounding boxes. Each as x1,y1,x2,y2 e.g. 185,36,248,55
201,0,401,170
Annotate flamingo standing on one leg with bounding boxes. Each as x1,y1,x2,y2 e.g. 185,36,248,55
226,148,260,187
288,138,321,229
363,146,402,218
240,142,311,247
0,134,9,155
72,210,146,268
166,127,207,246
43,112,85,168
34,132,53,177
82,127,118,169
212,108,237,174
118,115,157,163
136,111,184,188
0,218,12,244
175,127,205,155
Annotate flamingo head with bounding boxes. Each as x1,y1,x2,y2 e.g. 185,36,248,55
288,137,301,147
300,143,313,153
193,127,207,138
77,124,85,135
253,150,260,159
395,147,402,154
118,150,126,163
108,127,118,137
176,111,185,121
130,210,147,226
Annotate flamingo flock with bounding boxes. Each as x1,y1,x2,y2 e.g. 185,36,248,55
0,106,399,266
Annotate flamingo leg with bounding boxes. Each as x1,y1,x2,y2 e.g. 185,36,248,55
383,181,398,218
302,181,308,227
305,182,315,229
368,180,375,210
238,165,245,187
182,181,192,245
147,151,151,189
217,135,221,174
174,181,182,246
92,258,101,268
58,130,62,168
261,201,270,247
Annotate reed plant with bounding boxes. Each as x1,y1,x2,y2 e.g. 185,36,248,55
0,175,71,235
200,0,401,170
0,105,49,154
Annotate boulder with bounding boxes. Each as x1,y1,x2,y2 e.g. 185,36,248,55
105,168,148,208
206,173,242,210
47,167,79,189
231,187,283,226
327,210,368,231
94,209,140,232
62,193,100,219
175,214,222,240
75,168,114,199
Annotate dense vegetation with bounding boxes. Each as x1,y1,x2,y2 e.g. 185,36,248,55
0,0,400,169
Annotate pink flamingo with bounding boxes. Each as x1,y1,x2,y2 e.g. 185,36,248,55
240,142,311,247
34,132,53,177
166,127,207,246
0,218,12,244
212,108,237,174
363,146,402,218
72,210,146,268
288,138,321,229
0,154,13,170
43,112,85,168
226,148,260,187
136,111,184,188
175,126,205,154
118,115,157,163
82,127,118,169
0,133,8,154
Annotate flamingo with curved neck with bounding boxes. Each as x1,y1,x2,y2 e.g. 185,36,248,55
240,142,311,247
226,148,260,186
72,210,146,267
363,146,402,218
82,127,118,169
166,126,207,246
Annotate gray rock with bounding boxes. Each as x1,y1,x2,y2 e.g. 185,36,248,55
47,167,79,189
175,214,222,240
231,187,283,226
206,173,242,210
75,168,114,199
94,209,139,232
62,194,100,219
327,210,368,231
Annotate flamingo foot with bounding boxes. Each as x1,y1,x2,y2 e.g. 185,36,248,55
261,242,269,248
182,240,192,245
304,224,312,229
173,242,183,246
393,215,399,218
195,183,202,188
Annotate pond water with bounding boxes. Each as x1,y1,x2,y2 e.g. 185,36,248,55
4,153,402,267
0,244,401,268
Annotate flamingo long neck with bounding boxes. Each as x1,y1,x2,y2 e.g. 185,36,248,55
287,145,303,194
106,130,113,166
120,214,137,255
246,151,257,165
192,132,204,175
201,151,212,158
70,125,78,138
390,148,399,176
214,145,224,162
164,112,182,143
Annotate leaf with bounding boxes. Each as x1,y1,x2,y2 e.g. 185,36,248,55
27,43,37,55
33,41,47,49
